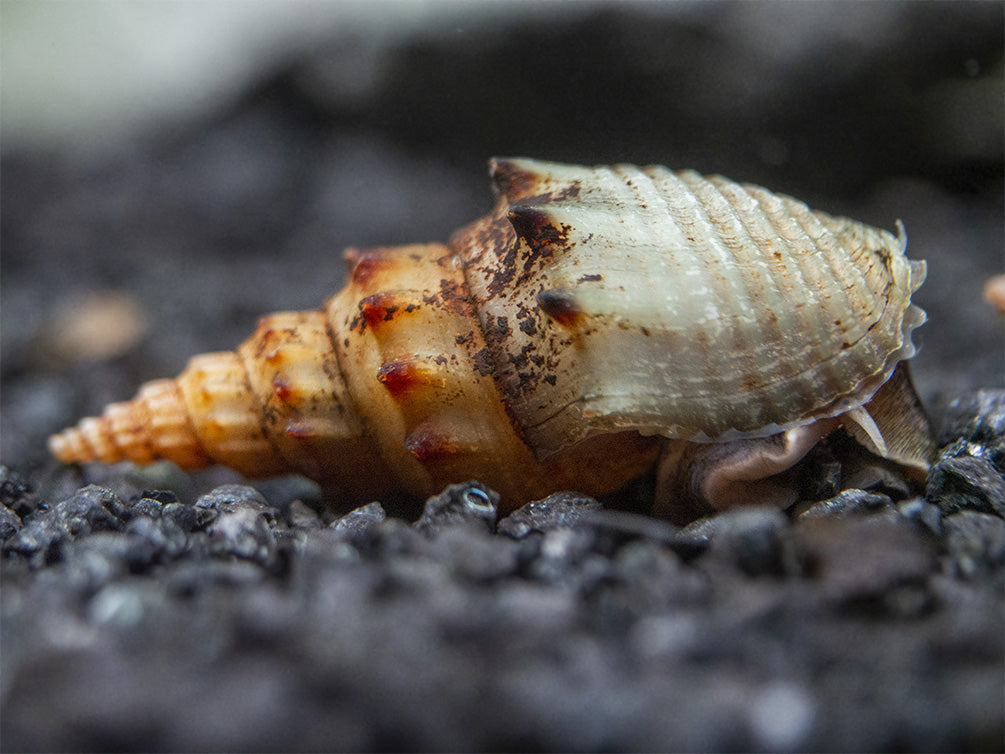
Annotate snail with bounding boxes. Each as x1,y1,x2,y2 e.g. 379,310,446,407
49,158,932,522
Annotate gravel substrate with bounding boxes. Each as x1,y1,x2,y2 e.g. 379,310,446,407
2,392,1003,752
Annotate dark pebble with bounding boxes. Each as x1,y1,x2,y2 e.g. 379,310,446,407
414,481,499,534
195,485,275,518
797,516,939,611
129,497,164,519
580,508,680,556
942,511,1005,578
927,455,1005,517
936,389,1005,447
55,485,128,530
206,506,277,565
497,491,603,539
3,485,125,564
700,506,801,577
843,463,912,500
126,513,189,561
427,526,520,582
162,501,212,532
897,497,944,535
0,466,36,516
522,526,609,588
0,504,22,541
64,529,159,575
609,540,706,607
287,499,323,529
329,501,386,542
165,558,266,596
799,489,898,520
139,489,179,505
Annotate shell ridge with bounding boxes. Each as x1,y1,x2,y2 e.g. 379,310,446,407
140,379,210,469
758,187,876,398
235,341,301,472
454,241,530,440
781,199,888,366
671,171,795,418
689,174,801,377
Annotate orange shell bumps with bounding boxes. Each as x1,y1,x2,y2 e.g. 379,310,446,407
49,158,930,517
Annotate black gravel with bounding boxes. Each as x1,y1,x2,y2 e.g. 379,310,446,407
2,4,1002,751
2,391,1004,752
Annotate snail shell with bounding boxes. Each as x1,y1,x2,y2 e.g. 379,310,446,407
49,158,930,517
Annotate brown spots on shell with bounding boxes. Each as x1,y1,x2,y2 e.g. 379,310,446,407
536,288,586,329
577,273,603,283
345,248,395,288
484,239,520,299
272,377,294,403
507,206,573,251
252,326,301,363
472,348,494,377
436,277,475,318
358,292,421,330
490,158,543,201
488,315,511,339
359,292,401,329
403,423,462,462
377,359,444,396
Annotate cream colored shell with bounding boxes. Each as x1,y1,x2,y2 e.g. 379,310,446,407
454,158,926,453
49,158,927,514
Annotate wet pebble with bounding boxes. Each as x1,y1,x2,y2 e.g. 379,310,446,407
414,481,499,534
195,484,275,517
0,466,36,518
497,491,602,539
799,489,898,520
942,511,1005,578
700,506,801,577
897,497,944,535
329,502,387,550
4,485,125,564
0,504,23,541
206,505,277,566
927,455,1005,517
162,501,213,532
427,525,520,582
797,516,939,611
936,389,1005,447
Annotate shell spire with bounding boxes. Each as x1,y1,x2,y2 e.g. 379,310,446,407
49,378,211,472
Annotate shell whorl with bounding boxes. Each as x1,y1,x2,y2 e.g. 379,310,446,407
452,158,927,455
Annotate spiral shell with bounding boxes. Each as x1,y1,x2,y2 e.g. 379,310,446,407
49,158,929,516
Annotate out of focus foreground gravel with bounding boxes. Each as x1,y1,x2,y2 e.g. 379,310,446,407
2,2,1002,751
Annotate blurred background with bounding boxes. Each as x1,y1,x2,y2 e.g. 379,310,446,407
2,0,1002,480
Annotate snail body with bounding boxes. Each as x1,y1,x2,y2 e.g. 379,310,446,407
50,158,931,519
